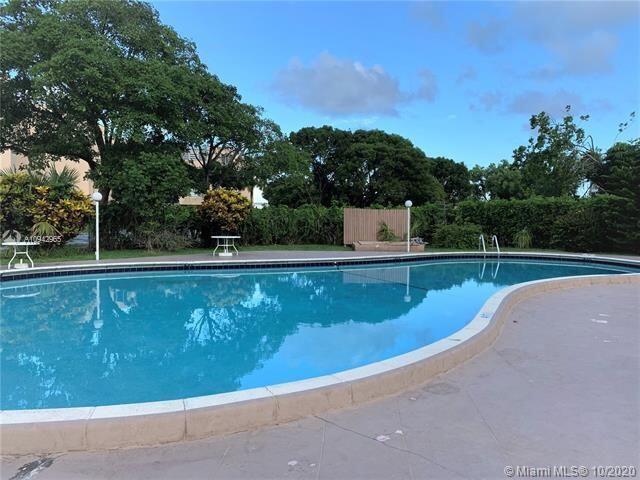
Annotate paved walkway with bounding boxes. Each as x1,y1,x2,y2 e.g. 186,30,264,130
2,281,638,480
4,249,639,271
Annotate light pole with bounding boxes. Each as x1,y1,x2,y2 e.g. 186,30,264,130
91,192,103,261
404,200,412,253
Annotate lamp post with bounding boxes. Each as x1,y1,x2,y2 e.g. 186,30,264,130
404,200,412,253
91,192,103,261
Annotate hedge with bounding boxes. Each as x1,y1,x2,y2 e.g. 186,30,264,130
239,205,343,245
236,196,637,253
100,196,638,253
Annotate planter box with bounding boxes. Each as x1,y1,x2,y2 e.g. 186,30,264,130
352,241,425,252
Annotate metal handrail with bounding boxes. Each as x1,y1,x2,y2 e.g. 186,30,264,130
491,235,501,256
478,234,486,255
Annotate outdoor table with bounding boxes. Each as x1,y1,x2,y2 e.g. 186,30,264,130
211,236,240,257
2,241,40,269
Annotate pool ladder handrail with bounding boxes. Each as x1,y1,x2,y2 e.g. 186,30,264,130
478,234,487,255
479,234,501,257
491,235,501,256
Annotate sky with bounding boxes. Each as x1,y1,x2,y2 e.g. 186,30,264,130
152,1,640,168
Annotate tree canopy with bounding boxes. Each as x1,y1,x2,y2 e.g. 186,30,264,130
261,126,445,207
1,0,206,199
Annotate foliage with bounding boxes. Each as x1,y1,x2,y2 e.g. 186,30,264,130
0,0,207,198
182,75,281,191
199,188,251,235
0,170,92,243
484,160,526,200
263,126,444,207
512,107,598,197
432,224,482,249
513,228,533,249
258,140,320,207
429,157,472,202
456,195,637,253
239,205,343,245
377,222,399,241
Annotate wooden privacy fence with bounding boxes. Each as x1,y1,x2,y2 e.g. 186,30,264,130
343,208,407,245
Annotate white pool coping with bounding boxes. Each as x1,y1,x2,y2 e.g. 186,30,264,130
1,253,639,454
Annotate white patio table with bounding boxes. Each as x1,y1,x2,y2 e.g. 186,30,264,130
2,241,40,269
211,236,240,257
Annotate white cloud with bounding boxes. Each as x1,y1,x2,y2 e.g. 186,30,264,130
271,53,437,116
467,1,638,77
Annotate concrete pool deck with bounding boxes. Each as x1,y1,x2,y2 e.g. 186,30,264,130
1,278,638,479
2,249,639,271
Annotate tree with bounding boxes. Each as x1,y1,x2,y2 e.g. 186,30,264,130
289,126,351,205
0,0,206,202
469,165,488,200
182,75,281,192
259,140,320,207
512,106,598,197
283,126,444,207
589,141,639,203
484,161,526,200
429,157,472,202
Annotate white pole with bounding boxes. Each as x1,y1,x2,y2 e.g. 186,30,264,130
406,206,410,253
91,191,103,261
404,199,412,253
95,201,100,261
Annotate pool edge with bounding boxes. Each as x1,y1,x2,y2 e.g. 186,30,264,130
1,256,639,455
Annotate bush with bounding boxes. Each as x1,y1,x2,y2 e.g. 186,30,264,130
200,188,251,236
0,170,93,244
513,228,533,249
432,223,482,249
377,222,399,241
239,205,343,245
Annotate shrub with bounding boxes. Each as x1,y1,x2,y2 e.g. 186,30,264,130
200,188,251,235
239,205,343,245
0,170,93,244
377,222,399,241
513,228,533,249
432,223,482,249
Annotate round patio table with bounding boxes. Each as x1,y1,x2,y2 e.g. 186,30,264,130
2,241,40,269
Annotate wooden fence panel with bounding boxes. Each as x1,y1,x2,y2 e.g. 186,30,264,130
343,208,407,245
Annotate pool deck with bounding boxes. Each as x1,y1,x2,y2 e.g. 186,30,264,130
1,278,638,479
2,249,639,270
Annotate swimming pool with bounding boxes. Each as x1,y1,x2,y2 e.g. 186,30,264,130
1,258,636,410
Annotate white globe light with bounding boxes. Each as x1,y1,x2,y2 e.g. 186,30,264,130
404,200,413,208
91,191,103,202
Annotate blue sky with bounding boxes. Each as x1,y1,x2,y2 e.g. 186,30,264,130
153,1,639,167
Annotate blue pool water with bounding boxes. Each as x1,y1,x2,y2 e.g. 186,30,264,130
0,259,636,410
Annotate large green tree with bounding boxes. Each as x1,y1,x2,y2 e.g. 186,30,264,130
0,0,206,202
512,107,598,197
182,75,281,192
272,126,444,207
429,157,472,202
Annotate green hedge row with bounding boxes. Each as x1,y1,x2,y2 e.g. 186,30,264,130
236,196,637,253
452,195,638,253
239,205,344,245
101,196,637,253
